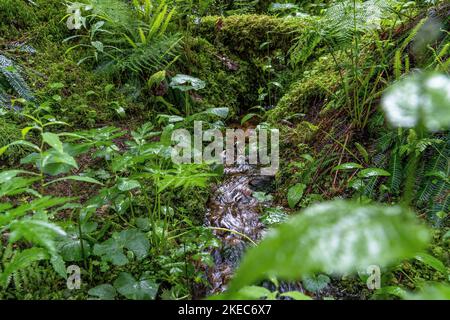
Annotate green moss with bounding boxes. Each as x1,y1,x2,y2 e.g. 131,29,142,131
0,0,67,43
0,117,27,166
267,54,341,123
178,36,257,115
197,15,306,57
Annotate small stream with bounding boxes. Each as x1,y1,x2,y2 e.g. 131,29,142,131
205,162,264,294
203,157,304,295
201,155,356,299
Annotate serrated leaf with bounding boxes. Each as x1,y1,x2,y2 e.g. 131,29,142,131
228,200,430,292
9,220,66,253
0,248,49,287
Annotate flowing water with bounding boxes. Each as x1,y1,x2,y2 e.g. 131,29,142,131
205,162,264,294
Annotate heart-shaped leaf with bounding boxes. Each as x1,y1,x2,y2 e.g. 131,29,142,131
114,272,158,300
169,74,205,91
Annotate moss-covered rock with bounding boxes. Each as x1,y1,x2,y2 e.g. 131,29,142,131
178,36,258,114
0,0,67,43
197,15,306,57
267,54,341,123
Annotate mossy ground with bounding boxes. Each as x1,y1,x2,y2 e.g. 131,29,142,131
0,0,448,300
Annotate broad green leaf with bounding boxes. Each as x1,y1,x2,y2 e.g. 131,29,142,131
118,229,150,260
45,175,103,187
241,113,258,125
0,248,49,287
355,142,369,163
204,107,229,119
253,192,273,202
93,238,128,266
42,149,78,172
147,70,166,88
287,183,306,208
114,272,158,300
0,145,8,156
91,41,104,52
0,197,71,226
0,170,38,182
88,284,117,300
280,291,312,300
228,200,429,292
57,237,91,262
405,283,450,300
374,286,407,299
50,254,67,279
333,162,363,171
169,74,206,91
357,168,391,178
93,229,149,265
382,73,450,131
117,179,141,191
0,176,40,198
42,132,64,153
233,286,272,300
21,126,37,139
415,252,447,275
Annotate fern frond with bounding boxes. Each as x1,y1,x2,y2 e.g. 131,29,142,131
363,152,388,198
399,17,428,53
417,134,450,206
387,149,402,194
102,34,181,76
0,54,34,101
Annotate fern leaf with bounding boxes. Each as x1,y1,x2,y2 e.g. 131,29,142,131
387,150,402,194
417,134,450,206
0,248,48,288
0,54,34,101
